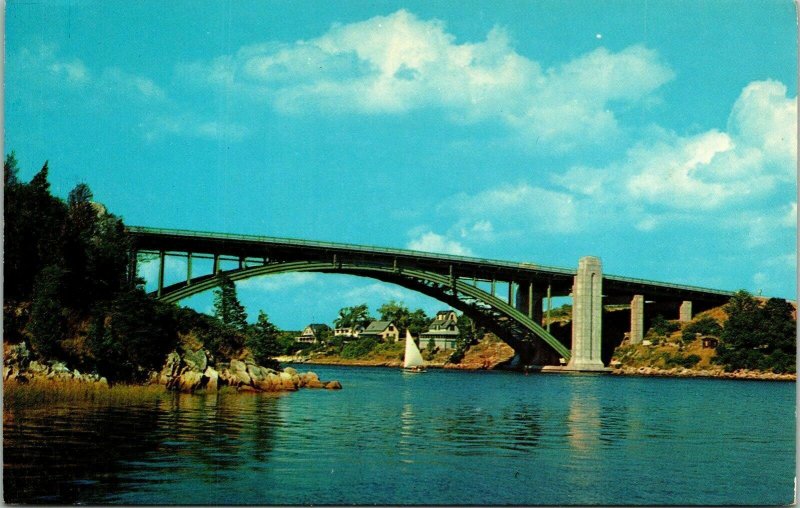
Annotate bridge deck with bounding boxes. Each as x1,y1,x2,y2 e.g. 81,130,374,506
127,226,734,304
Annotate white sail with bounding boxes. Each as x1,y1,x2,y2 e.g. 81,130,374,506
403,330,425,369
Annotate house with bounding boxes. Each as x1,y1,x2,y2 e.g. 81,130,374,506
420,310,460,350
359,321,400,342
296,323,331,344
334,325,363,341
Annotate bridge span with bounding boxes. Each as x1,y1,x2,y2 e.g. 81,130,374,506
127,226,734,370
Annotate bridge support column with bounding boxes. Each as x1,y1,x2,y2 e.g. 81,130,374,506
157,250,165,298
516,283,544,324
566,256,605,371
128,249,138,285
186,252,193,286
679,300,692,322
630,294,644,345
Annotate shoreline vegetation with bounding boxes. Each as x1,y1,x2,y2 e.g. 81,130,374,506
2,154,796,410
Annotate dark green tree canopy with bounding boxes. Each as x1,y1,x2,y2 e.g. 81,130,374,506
213,273,248,331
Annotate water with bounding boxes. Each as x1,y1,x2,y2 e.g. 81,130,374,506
4,366,796,505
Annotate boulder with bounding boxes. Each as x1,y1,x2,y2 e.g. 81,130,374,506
238,384,259,393
28,360,49,375
178,370,204,392
230,359,252,385
203,367,219,391
283,367,298,376
305,379,325,389
325,380,342,390
184,349,208,372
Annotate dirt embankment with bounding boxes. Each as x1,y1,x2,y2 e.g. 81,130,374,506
296,335,515,371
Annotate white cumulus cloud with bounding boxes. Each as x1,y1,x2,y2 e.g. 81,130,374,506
180,9,673,149
407,230,474,255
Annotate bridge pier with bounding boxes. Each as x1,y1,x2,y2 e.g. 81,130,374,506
679,300,692,322
630,294,644,345
516,283,544,324
565,256,606,371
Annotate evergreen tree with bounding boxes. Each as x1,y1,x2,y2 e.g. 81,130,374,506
28,265,67,359
213,273,248,331
247,311,281,368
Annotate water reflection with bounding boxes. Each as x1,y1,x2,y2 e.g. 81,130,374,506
4,403,163,503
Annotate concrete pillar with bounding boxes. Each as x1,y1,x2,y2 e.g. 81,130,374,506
157,250,165,298
630,294,644,345
508,281,515,307
516,284,544,324
213,253,220,274
186,252,193,286
567,256,605,371
679,301,692,322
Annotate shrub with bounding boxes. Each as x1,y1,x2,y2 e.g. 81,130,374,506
682,316,722,342
341,337,379,358
649,315,680,336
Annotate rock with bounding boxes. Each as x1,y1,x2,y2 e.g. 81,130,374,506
304,371,319,382
184,349,208,372
203,367,219,391
305,379,325,388
178,370,204,392
325,380,342,390
247,364,270,383
230,359,252,385
284,367,298,376
51,361,70,374
28,360,49,375
238,384,259,393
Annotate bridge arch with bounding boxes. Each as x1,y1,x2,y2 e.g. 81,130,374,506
153,260,571,362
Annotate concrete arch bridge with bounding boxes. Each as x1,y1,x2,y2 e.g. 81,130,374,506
127,227,734,370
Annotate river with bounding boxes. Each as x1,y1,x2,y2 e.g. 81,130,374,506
3,365,795,505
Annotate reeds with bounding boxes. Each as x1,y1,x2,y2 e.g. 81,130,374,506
3,379,171,408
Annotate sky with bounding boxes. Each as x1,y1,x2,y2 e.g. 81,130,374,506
5,0,797,329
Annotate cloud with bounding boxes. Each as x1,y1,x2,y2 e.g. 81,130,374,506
620,80,796,211
544,79,796,236
442,183,579,235
179,10,673,148
407,230,473,256
144,114,250,142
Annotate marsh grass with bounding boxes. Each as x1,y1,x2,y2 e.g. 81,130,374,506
3,379,171,408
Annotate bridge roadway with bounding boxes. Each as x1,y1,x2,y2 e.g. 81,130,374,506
127,226,735,369
127,226,733,304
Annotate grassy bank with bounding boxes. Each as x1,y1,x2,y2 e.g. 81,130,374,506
3,379,173,409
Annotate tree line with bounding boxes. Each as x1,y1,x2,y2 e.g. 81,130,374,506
4,155,284,381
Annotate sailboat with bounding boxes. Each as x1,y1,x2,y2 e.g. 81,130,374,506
403,330,426,373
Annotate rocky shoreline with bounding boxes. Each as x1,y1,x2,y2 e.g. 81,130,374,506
612,365,795,381
4,342,342,393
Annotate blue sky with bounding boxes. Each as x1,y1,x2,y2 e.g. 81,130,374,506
5,0,797,329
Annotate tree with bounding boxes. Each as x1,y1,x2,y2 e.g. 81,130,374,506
213,273,248,331
87,288,178,381
408,308,431,336
28,265,67,359
334,304,372,329
715,291,796,373
681,316,722,342
247,311,281,368
4,151,19,187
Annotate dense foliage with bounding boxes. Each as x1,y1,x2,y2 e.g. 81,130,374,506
4,154,286,382
246,311,282,368
333,304,373,330
681,316,722,342
715,291,796,373
3,155,180,381
377,300,431,335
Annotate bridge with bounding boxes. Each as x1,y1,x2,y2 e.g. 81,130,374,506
126,226,734,370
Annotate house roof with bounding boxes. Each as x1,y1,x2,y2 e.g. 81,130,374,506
301,323,330,336
362,320,394,333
